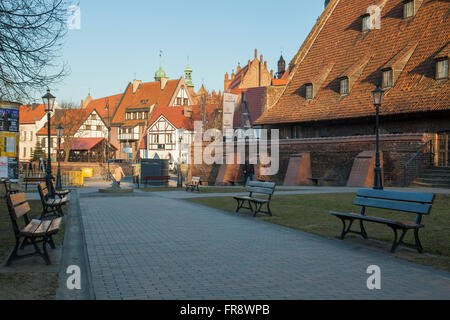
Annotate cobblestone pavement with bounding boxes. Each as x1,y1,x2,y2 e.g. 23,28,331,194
79,193,450,300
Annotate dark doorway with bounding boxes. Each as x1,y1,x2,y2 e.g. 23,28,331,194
437,132,450,167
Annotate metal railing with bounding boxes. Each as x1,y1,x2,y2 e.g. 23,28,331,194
403,139,434,187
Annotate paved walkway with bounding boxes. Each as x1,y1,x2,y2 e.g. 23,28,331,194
79,189,450,300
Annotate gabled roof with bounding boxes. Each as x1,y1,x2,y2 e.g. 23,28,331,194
228,65,249,90
84,93,123,120
256,0,450,125
58,137,118,151
231,87,267,128
111,79,181,125
36,108,102,136
147,104,219,132
19,104,46,124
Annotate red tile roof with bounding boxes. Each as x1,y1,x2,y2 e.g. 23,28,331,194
147,104,219,131
19,104,46,124
36,108,97,136
255,0,450,125
111,79,180,125
85,93,123,120
59,137,117,151
228,65,249,90
232,87,267,127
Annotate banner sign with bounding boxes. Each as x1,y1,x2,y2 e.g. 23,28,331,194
222,93,238,135
0,107,19,132
0,102,20,181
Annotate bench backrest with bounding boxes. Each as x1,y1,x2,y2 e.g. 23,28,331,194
9,193,31,220
246,181,276,197
38,182,50,201
355,188,435,224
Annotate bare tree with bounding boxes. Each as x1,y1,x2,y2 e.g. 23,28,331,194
0,0,70,102
56,100,87,162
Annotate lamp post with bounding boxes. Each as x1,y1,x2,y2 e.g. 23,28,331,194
372,86,384,190
105,100,111,180
177,128,184,188
56,125,63,190
42,89,56,191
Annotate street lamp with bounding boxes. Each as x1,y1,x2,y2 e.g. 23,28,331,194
177,128,184,188
56,125,63,190
42,89,56,191
372,86,384,190
105,100,111,180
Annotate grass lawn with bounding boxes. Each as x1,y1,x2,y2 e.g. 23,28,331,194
139,186,248,193
186,193,450,271
0,197,66,300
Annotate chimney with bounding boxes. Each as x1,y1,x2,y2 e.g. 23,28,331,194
160,77,168,90
225,73,229,80
231,72,235,80
264,61,267,68
260,54,263,62
270,69,274,78
254,48,257,59
132,80,142,93
237,64,241,73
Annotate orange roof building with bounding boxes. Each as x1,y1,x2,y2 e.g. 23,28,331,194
255,0,449,144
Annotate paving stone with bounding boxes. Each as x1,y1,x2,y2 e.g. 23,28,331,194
80,194,450,300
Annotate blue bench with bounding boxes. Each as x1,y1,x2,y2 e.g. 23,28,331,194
329,188,435,253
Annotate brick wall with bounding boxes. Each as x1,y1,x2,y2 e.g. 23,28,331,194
188,133,431,187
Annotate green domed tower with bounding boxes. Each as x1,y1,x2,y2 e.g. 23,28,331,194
155,50,167,81
184,57,194,87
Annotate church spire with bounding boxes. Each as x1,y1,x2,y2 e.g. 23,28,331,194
155,50,167,81
184,56,194,87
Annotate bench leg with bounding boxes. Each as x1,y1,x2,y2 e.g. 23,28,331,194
6,238,20,266
389,227,408,253
360,221,368,239
41,238,51,265
414,229,423,254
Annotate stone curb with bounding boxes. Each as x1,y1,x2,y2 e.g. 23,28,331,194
55,190,95,300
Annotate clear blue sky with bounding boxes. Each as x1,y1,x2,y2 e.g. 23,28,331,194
53,0,326,104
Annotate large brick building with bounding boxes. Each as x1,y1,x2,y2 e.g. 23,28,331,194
251,0,449,185
256,0,449,144
189,0,449,187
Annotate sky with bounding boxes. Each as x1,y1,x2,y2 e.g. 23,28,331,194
51,0,326,105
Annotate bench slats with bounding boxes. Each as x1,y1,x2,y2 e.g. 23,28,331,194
10,193,31,220
247,186,274,195
357,189,434,204
247,181,276,189
354,196,432,215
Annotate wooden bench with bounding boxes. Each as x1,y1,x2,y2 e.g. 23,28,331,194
50,180,70,199
233,181,276,217
186,176,201,192
4,191,62,265
38,182,68,219
142,176,170,186
23,177,48,191
308,177,335,186
329,188,435,253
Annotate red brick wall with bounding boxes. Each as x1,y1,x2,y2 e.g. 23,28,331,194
189,133,431,187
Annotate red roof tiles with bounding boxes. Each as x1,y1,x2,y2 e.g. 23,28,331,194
19,104,46,124
255,0,450,125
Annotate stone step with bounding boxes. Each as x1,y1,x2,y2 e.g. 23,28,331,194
410,181,450,189
414,177,450,184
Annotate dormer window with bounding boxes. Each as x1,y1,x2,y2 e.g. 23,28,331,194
403,0,414,18
340,78,349,96
436,59,448,80
305,84,313,100
382,69,393,89
362,14,371,32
